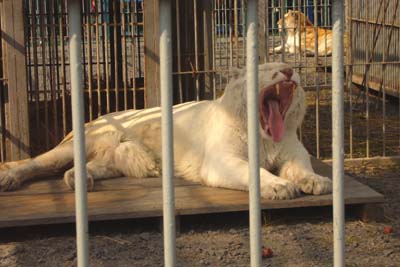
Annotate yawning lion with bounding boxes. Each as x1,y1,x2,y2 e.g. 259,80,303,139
0,63,332,199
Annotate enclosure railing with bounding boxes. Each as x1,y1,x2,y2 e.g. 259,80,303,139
68,0,89,266
66,0,345,267
332,1,345,266
246,0,262,266
159,0,177,266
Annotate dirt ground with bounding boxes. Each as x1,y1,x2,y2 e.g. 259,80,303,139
0,160,399,267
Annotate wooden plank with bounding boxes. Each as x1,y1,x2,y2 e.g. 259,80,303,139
352,74,399,98
258,0,267,64
0,159,384,228
143,0,160,108
201,0,213,97
354,203,385,222
0,177,197,196
1,0,30,161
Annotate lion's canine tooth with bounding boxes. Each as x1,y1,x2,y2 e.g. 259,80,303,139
276,83,280,95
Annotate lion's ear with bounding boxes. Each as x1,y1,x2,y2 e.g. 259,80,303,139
228,66,244,80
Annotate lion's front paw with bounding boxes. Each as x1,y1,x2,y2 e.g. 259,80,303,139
0,170,21,191
297,174,332,195
261,178,300,200
63,169,95,191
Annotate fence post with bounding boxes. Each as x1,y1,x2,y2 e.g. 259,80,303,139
1,0,30,161
246,1,262,266
144,0,161,107
332,0,345,266
68,0,90,266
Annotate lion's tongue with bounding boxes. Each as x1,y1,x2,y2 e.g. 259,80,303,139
268,100,284,142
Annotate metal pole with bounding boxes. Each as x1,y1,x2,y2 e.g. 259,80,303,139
159,0,177,266
246,1,262,267
332,1,345,267
67,0,89,267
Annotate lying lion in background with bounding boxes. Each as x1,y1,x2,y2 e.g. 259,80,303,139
271,10,346,57
0,63,332,200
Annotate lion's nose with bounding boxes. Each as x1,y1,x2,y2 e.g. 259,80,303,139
280,68,293,80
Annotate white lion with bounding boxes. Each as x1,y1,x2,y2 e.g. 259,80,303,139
0,63,331,199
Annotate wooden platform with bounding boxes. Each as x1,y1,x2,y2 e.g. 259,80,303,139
0,158,384,228
352,74,399,98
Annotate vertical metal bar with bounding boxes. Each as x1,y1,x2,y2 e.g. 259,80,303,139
211,1,216,100
39,0,49,150
113,0,119,112
280,0,286,62
60,0,68,137
314,0,320,159
332,0,345,266
241,0,246,66
246,1,261,267
31,0,41,139
175,0,183,103
86,1,94,121
364,0,370,158
130,0,137,109
67,1,89,266
223,0,228,70
121,1,128,110
159,1,176,266
103,2,110,113
229,1,233,67
94,0,102,116
346,0,353,158
234,0,239,67
48,0,58,145
193,0,200,101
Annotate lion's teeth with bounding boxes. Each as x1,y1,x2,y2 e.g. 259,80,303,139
276,84,280,95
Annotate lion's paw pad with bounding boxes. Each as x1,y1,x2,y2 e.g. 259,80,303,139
261,180,300,200
64,170,95,191
298,174,332,195
0,170,21,191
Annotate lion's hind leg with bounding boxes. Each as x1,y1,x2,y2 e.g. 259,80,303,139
63,160,122,191
63,139,160,191
114,140,160,178
0,143,74,191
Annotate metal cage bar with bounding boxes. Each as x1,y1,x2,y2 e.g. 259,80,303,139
67,1,89,267
159,0,177,266
332,0,345,266
246,1,262,267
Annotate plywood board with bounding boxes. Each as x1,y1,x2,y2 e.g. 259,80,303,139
0,158,384,228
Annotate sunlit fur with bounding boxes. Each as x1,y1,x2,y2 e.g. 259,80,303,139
0,63,331,200
271,10,347,56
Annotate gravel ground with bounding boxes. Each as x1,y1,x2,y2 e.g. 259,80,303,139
0,161,399,267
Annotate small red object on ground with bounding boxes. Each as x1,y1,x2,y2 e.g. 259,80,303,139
383,226,393,234
262,247,273,258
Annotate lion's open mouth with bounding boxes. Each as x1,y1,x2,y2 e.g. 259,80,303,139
259,80,296,142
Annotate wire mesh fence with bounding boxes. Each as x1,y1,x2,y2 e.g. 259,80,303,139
0,0,399,160
24,0,144,155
